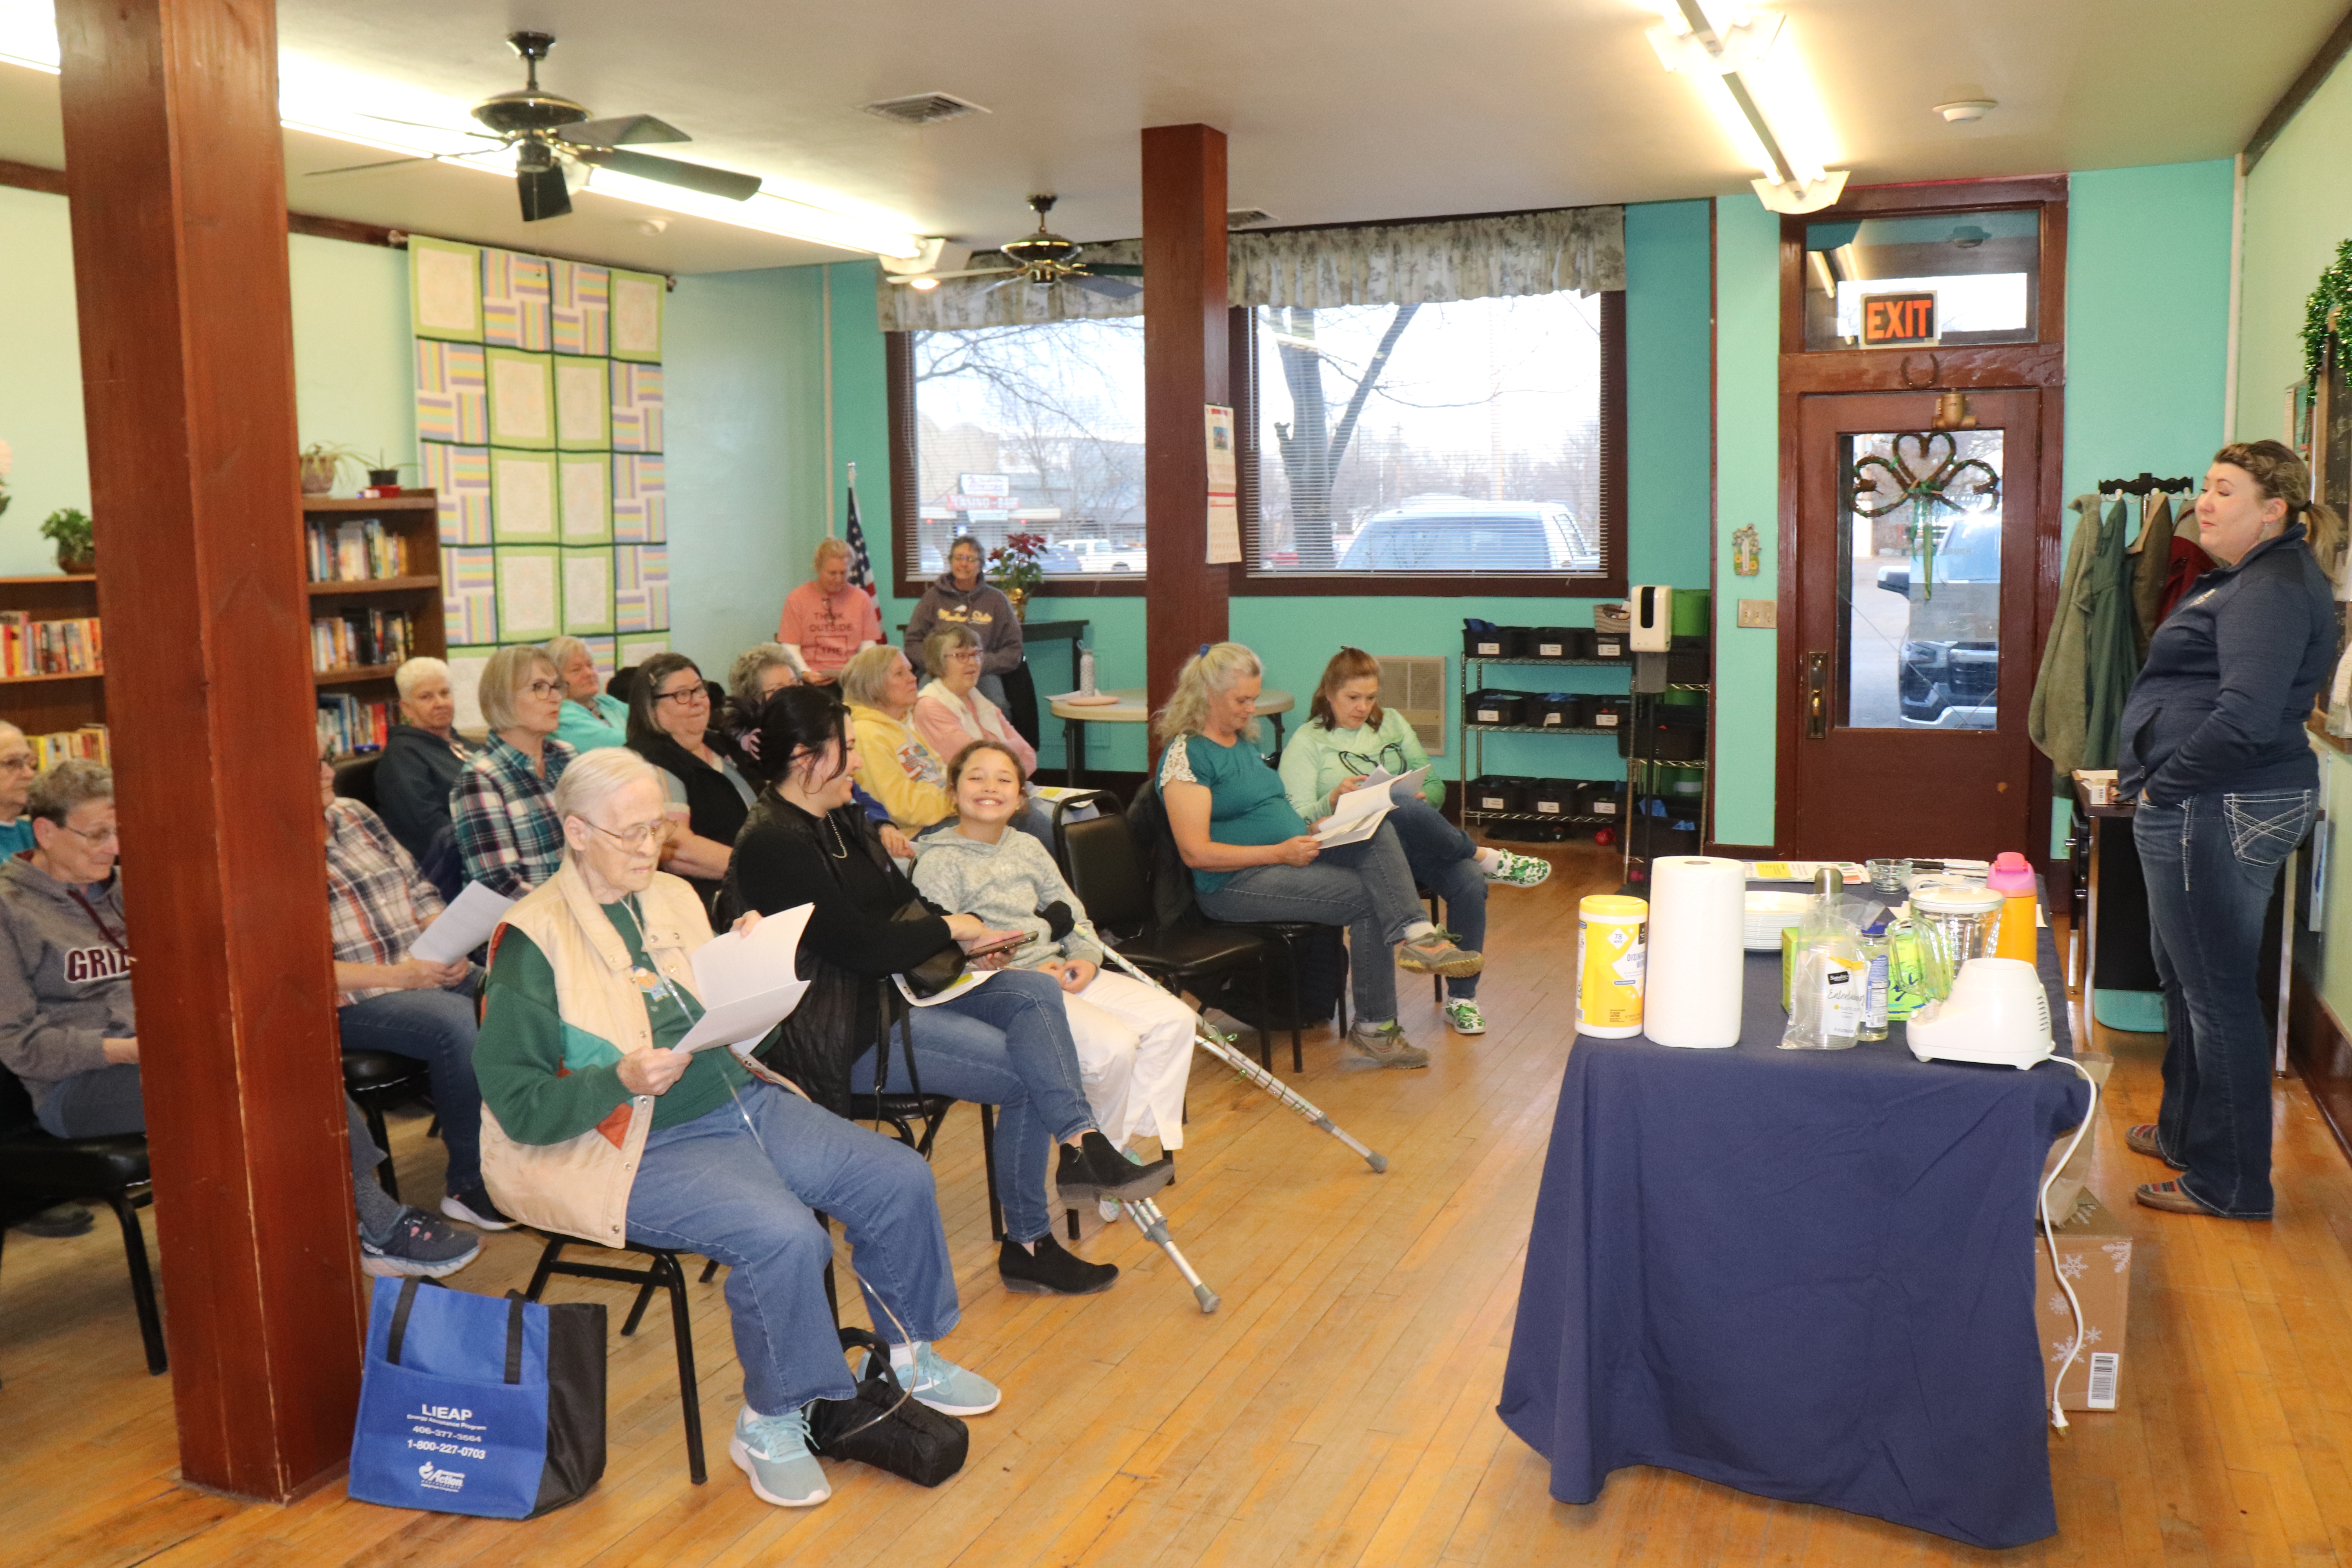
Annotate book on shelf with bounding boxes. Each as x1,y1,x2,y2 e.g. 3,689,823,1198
310,607,415,673
317,693,390,757
25,724,109,768
0,612,104,677
305,517,411,584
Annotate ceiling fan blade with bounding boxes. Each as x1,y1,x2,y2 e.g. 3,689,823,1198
353,111,504,142
567,113,691,148
1070,274,1143,300
573,145,760,201
305,154,441,177
1084,263,1145,277
518,163,573,221
886,267,1020,285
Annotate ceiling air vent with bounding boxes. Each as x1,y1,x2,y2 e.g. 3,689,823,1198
1227,209,1276,228
862,92,990,127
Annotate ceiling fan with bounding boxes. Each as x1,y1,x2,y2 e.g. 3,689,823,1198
306,31,761,223
888,196,1143,296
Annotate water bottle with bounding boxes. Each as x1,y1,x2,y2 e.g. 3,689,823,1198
1078,648,1097,696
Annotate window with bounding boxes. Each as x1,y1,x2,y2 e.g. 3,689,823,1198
1801,208,2042,352
894,321,1149,588
1242,289,1623,590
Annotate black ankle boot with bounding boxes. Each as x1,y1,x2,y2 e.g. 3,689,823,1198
1054,1131,1173,1204
998,1233,1120,1296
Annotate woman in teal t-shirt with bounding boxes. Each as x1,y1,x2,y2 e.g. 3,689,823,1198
1154,643,1481,1069
1277,648,1551,1038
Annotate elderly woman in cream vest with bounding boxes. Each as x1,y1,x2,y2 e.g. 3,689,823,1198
471,747,999,1510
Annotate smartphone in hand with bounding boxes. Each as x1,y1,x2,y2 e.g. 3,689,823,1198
963,931,1037,960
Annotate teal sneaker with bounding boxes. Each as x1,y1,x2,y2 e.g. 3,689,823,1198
1443,998,1488,1035
730,1404,829,1507
874,1341,1002,1416
1483,849,1553,888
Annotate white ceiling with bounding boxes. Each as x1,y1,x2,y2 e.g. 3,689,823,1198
1,0,2343,274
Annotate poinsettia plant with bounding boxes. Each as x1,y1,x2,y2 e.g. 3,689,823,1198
987,532,1048,595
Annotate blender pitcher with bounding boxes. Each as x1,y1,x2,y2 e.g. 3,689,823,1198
1909,884,2006,1002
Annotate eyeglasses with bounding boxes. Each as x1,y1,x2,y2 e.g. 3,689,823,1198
522,680,563,699
585,818,675,851
56,823,120,848
0,756,35,775
1339,742,1410,776
946,648,983,663
655,685,710,706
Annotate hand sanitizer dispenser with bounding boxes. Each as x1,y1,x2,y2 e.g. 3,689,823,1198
1631,585,1674,652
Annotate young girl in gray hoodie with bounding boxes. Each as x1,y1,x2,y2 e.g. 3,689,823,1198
911,740,1194,1156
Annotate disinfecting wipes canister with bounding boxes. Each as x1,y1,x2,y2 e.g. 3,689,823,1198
1576,894,1648,1039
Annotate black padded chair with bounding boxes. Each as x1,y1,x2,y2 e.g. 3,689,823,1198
341,1050,433,1200
0,1065,164,1377
851,1092,1006,1240
332,753,382,810
523,1234,710,1484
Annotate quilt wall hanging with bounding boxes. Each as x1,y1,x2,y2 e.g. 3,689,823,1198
410,236,670,701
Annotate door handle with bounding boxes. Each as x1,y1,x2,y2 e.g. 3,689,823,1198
1806,651,1828,739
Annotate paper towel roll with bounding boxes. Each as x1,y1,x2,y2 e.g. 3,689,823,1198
1644,855,1745,1048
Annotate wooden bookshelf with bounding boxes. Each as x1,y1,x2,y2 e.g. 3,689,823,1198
305,491,445,756
0,573,105,739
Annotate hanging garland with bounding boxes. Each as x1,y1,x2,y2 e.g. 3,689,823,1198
2301,236,2352,384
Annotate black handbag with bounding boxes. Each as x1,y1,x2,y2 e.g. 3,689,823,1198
806,1327,970,1487
889,897,968,999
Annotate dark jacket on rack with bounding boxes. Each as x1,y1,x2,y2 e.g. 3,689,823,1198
2120,523,2336,806
724,790,957,1115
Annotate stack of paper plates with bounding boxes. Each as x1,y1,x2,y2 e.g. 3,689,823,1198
1744,891,1812,952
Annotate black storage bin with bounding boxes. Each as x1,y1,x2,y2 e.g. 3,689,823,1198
1581,695,1629,731
1578,779,1628,819
1527,626,1592,661
1466,688,1530,727
1528,691,1581,729
1466,774,1532,815
1462,621,1531,659
1666,635,1711,685
1622,710,1706,761
1526,777,1580,817
1644,824,1702,857
1588,628,1631,661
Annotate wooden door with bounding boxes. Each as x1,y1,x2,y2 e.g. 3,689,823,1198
1789,387,2042,861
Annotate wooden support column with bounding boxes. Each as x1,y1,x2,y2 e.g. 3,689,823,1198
56,0,365,1500
1141,124,1231,728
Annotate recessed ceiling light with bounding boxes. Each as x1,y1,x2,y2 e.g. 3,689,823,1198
862,92,990,127
1934,99,1997,123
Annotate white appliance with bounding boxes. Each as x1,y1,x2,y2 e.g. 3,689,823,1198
1631,584,1674,652
1906,957,2052,1069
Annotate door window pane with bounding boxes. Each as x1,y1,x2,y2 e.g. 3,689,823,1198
1802,209,2040,351
1842,430,2003,730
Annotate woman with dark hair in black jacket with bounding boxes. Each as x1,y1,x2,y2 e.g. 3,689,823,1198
626,651,757,911
726,686,1167,1296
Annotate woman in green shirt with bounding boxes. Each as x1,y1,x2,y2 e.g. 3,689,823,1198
1278,648,1552,1036
1156,643,1481,1069
474,747,996,1511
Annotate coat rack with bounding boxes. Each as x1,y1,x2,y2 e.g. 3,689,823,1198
2093,472,2194,495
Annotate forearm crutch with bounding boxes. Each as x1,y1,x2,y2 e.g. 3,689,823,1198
1112,1194,1219,1314
1093,941,1390,1174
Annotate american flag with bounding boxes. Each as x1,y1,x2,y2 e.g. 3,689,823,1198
843,485,877,598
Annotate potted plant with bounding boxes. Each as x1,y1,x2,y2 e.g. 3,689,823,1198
41,507,94,575
364,452,416,491
299,442,367,496
986,532,1047,621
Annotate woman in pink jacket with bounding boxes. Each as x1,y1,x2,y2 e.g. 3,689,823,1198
913,626,1037,779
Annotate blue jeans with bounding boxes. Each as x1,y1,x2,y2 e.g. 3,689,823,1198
338,985,485,1196
1386,799,1487,999
625,1080,958,1416
2136,787,2314,1218
1195,820,1427,1022
850,966,1095,1245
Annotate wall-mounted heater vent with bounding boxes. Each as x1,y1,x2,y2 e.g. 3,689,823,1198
1378,656,1448,755
861,92,991,126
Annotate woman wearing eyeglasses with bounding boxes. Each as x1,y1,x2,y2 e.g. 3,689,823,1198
450,645,577,899
1278,648,1550,1038
626,651,757,911
0,722,38,857
911,626,1037,783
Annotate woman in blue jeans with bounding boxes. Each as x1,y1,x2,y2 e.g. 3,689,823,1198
2120,439,2342,1220
1157,643,1483,1069
1279,647,1552,1036
728,686,1170,1297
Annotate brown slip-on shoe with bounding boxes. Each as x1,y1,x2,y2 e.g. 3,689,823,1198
2124,1123,2186,1168
2134,1180,2218,1216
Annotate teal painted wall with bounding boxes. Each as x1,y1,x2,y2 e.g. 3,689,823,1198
2239,58,2352,442
1625,199,1715,591
1712,197,1780,847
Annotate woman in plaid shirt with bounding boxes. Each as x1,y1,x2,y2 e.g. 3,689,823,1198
323,750,505,1232
451,645,576,900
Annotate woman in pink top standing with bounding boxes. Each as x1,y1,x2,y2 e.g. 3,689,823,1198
913,626,1037,779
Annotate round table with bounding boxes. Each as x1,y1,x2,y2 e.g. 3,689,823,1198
1045,686,1294,786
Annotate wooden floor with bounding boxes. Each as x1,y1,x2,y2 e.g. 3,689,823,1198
9,844,2352,1566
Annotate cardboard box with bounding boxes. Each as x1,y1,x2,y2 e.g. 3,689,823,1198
2032,1189,2133,1411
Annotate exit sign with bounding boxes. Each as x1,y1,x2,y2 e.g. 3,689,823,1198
1861,291,1937,346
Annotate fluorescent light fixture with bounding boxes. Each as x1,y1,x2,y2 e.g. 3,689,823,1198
1646,0,1847,215
1647,8,1780,74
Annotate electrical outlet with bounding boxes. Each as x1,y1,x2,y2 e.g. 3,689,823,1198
1737,598,1777,629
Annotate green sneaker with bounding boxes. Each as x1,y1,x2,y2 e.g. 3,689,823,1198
730,1405,829,1507
1483,849,1553,888
1443,998,1487,1034
1345,1019,1430,1068
1396,928,1483,978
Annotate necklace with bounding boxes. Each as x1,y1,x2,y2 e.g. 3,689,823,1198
820,813,849,859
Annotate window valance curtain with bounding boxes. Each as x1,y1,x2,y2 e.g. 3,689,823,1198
875,205,1625,332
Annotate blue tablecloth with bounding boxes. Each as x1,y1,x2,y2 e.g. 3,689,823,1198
1497,942,2090,1549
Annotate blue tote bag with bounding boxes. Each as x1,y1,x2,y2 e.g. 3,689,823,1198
349,1276,607,1519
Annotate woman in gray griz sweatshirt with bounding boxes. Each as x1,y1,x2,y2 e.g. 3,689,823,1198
911,740,1195,1152
0,843,136,1136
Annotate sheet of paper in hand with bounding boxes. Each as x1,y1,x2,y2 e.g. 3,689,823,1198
675,903,815,1053
409,882,518,966
1316,776,1405,846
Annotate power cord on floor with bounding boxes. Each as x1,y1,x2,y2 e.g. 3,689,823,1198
2037,1055,2100,1432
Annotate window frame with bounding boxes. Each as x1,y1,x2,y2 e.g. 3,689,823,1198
887,287,1628,600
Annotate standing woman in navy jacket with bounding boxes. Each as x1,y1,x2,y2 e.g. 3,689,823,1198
2119,439,2342,1220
